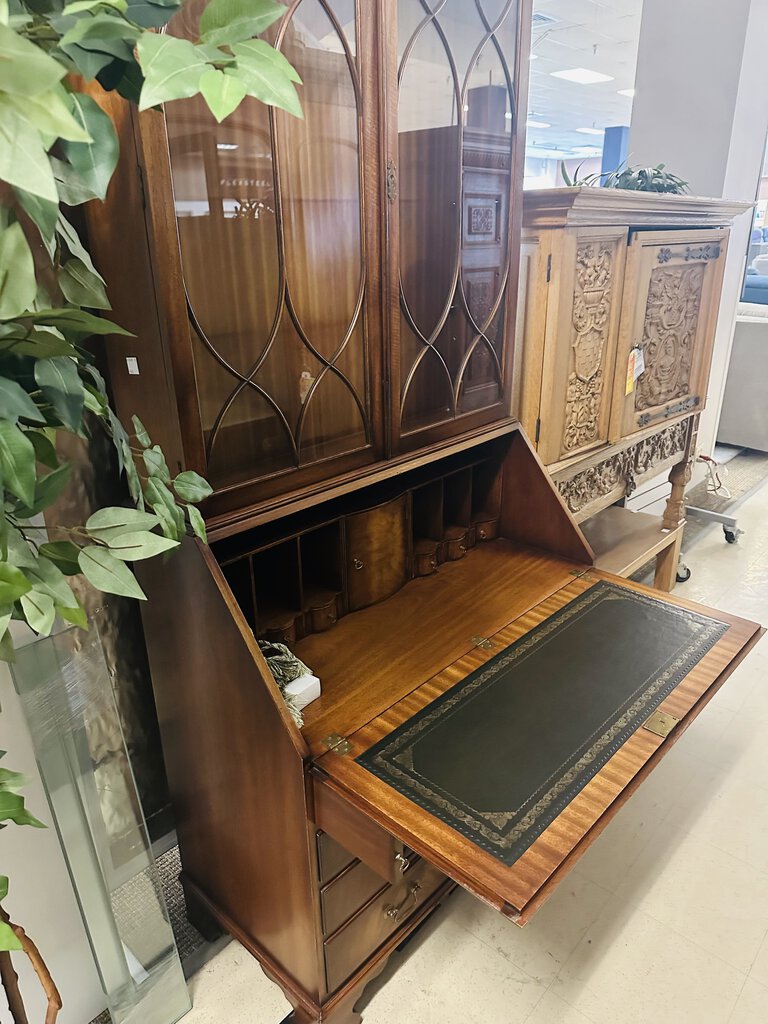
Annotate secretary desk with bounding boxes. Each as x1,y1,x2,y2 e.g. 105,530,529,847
85,2,763,1021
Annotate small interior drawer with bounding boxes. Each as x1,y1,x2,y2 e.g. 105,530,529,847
314,776,406,883
321,858,388,936
316,830,356,886
323,857,446,993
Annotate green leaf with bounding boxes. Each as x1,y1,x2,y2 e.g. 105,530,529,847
0,875,8,901
14,189,58,256
24,556,77,608
57,42,116,81
78,544,146,599
0,377,45,424
142,444,170,483
1,88,92,143
29,308,131,336
86,506,161,537
0,107,58,202
39,541,81,574
28,429,59,469
199,67,247,122
21,462,72,515
186,503,207,543
60,10,140,47
172,470,213,503
131,415,150,447
0,563,32,604
20,589,56,635
34,357,84,431
0,791,45,827
0,920,21,952
56,213,100,276
59,602,88,628
65,0,128,12
0,327,78,359
137,33,209,110
59,257,111,309
0,221,37,319
124,0,179,28
5,528,38,569
57,94,119,202
106,529,178,560
199,0,284,47
229,39,302,118
0,22,65,97
0,421,36,506
145,477,184,539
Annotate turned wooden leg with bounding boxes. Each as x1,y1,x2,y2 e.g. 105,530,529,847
654,530,684,592
662,415,698,534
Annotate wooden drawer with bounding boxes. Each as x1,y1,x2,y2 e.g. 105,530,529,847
345,495,409,611
314,775,408,883
321,858,388,936
316,830,356,885
324,857,446,993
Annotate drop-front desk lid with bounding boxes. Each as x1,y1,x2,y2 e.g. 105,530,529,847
312,570,762,923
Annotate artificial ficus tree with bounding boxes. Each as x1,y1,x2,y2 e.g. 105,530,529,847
0,0,302,1010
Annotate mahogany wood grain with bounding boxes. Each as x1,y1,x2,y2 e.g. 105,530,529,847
500,431,594,563
314,783,402,884
138,539,322,998
317,831,357,886
321,859,388,936
323,858,446,993
297,541,579,754
345,494,409,610
314,569,761,919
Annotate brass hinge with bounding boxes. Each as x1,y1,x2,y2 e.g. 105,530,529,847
386,159,398,202
546,253,552,282
471,635,495,650
642,709,679,738
569,568,592,579
321,732,353,756
534,417,541,445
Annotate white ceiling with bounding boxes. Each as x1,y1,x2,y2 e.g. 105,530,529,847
527,0,643,160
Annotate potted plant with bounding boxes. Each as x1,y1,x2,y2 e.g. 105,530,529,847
0,0,302,1017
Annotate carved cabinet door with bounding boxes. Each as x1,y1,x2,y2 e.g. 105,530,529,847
610,228,729,441
536,227,628,467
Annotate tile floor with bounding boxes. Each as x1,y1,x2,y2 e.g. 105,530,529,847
181,481,768,1024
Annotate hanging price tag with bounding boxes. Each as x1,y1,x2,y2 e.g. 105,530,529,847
625,349,636,395
633,346,645,379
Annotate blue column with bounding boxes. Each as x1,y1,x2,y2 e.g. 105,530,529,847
601,125,630,178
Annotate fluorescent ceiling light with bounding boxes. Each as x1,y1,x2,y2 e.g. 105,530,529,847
576,127,604,136
527,119,551,128
217,143,238,150
618,88,636,98
550,68,614,85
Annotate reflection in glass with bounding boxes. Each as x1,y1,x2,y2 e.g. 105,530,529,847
12,628,189,1024
398,0,517,431
166,0,370,488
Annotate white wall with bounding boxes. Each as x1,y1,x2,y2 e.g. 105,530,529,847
1,663,105,1023
628,0,768,505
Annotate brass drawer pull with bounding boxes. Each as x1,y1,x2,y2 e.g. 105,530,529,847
352,558,364,570
394,851,409,873
384,881,421,921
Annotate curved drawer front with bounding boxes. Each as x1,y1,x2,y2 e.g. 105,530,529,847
345,494,409,611
323,857,446,993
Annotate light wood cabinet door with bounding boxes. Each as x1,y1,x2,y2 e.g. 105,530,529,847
610,228,729,441
536,227,628,466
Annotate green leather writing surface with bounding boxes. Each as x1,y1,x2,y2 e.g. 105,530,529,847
357,581,726,866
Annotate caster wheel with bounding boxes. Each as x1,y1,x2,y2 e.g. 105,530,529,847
676,563,691,583
724,526,738,544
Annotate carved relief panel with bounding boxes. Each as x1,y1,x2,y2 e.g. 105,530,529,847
536,228,628,467
612,229,729,441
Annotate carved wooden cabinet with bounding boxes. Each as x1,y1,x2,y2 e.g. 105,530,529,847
81,9,766,1024
518,188,748,590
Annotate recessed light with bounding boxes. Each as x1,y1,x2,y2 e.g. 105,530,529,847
505,112,513,120
527,119,551,128
550,68,614,85
530,53,539,60
618,88,636,98
217,143,239,150
576,127,605,135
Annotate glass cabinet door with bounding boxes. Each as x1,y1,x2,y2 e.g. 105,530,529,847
392,0,521,447
164,0,376,494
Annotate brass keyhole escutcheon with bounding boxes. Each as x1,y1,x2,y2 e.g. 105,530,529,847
352,558,364,570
